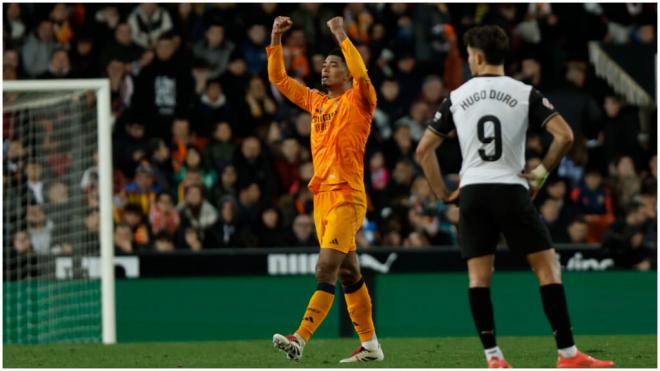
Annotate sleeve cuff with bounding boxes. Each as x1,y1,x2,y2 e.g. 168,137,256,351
427,125,449,138
541,112,559,127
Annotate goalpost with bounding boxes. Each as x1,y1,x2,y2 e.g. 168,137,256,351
3,79,115,344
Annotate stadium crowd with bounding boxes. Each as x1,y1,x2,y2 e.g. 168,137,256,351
3,3,657,270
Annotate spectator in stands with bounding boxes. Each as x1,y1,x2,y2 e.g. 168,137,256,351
48,4,74,46
178,184,219,248
383,125,416,170
290,111,312,153
122,203,150,249
602,203,653,271
273,138,302,196
395,100,430,142
176,168,203,204
438,203,460,246
609,155,642,216
195,79,235,137
175,146,217,191
600,94,642,169
44,180,74,246
4,3,26,49
514,55,545,90
233,136,274,199
71,36,98,78
149,192,180,238
25,160,46,205
92,6,121,51
100,22,145,70
12,230,33,255
127,3,173,49
418,75,445,117
170,117,205,172
219,54,250,108
153,232,175,252
83,208,100,251
26,204,55,255
114,224,134,254
542,177,576,223
21,19,57,77
193,22,235,79
367,151,389,212
287,213,317,247
118,163,160,218
257,208,285,247
237,76,277,138
243,23,269,75
203,122,235,174
190,58,211,96
216,164,238,202
132,34,194,139
147,138,175,192
394,51,424,108
106,59,134,119
170,3,204,48
546,60,602,140
565,217,589,244
570,168,615,241
386,160,415,209
404,231,431,248
283,28,310,80
236,182,262,226
4,139,27,180
407,177,442,244
215,196,244,247
540,198,568,242
113,119,149,178
343,3,373,45
373,79,404,141
4,48,20,80
7,229,37,280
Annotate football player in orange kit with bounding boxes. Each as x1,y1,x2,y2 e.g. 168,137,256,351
267,15,383,363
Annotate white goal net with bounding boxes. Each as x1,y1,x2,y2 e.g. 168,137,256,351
3,79,115,344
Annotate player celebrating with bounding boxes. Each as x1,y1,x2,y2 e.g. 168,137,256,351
416,25,614,368
267,16,383,363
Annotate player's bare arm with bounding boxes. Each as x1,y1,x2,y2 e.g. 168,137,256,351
416,129,458,203
520,115,574,197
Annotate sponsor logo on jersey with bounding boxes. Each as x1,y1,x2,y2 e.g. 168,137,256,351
542,97,554,109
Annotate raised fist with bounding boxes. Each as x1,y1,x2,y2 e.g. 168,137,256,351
272,16,293,34
326,17,344,33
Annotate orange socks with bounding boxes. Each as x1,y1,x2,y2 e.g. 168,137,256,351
295,283,335,341
343,278,376,342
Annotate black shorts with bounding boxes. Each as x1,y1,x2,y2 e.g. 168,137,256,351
458,183,553,259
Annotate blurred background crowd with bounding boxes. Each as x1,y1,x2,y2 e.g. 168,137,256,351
3,3,657,270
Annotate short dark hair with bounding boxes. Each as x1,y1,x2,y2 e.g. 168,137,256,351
463,25,509,65
327,48,347,67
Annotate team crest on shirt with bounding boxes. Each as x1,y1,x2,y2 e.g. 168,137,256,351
542,98,554,109
434,111,442,121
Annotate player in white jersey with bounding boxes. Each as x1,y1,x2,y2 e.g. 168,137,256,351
416,25,614,369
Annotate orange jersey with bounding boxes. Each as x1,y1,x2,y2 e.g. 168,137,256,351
267,38,377,194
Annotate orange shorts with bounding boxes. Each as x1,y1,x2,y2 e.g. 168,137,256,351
313,187,366,253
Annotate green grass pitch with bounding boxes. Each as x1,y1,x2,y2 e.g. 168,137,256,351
3,335,656,368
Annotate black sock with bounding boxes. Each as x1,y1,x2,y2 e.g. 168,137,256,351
469,287,497,349
540,284,575,349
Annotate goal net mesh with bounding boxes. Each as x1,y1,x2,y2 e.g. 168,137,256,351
3,88,103,343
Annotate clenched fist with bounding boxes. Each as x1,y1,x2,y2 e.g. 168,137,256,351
272,16,293,35
326,16,344,33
